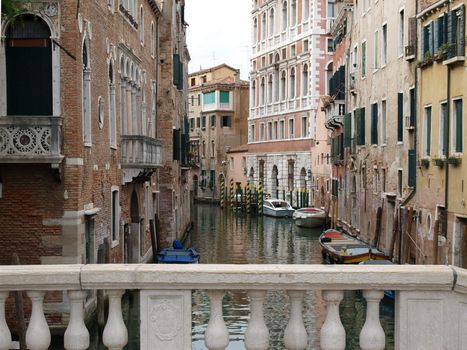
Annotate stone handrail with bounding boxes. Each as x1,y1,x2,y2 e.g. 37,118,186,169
0,264,466,350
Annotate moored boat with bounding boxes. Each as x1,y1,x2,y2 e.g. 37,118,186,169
319,229,389,264
156,240,200,264
292,207,327,228
263,199,295,217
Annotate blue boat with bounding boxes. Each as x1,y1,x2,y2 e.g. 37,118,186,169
156,240,200,264
359,259,395,301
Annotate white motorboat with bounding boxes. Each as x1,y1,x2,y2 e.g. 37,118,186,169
263,199,295,217
293,207,327,228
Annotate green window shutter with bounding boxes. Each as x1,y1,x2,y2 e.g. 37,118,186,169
430,21,435,55
434,18,440,51
426,107,432,156
459,6,466,56
344,113,351,147
173,54,180,88
338,134,344,159
173,128,181,161
455,100,463,152
357,108,366,145
408,149,416,188
371,103,378,145
220,91,230,103
178,59,184,90
203,92,215,104
410,88,416,127
397,93,403,142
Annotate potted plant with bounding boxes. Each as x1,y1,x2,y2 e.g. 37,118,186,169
432,157,445,167
434,43,450,61
418,52,434,68
447,156,462,166
419,158,430,168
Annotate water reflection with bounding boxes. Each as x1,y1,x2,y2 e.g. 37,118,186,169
187,203,394,350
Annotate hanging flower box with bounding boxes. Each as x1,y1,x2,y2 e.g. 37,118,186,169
432,158,445,167
419,158,430,168
447,156,462,166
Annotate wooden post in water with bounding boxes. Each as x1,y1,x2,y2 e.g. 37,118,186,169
433,219,439,264
390,210,399,261
12,253,26,350
149,219,157,263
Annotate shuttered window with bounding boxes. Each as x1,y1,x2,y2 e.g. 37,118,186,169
356,108,366,145
344,113,352,148
220,91,230,103
173,54,183,90
397,93,404,142
453,99,463,153
371,103,378,145
424,106,432,156
203,92,215,105
408,149,416,188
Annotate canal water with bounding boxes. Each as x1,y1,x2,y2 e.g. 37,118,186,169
52,202,394,349
186,203,395,350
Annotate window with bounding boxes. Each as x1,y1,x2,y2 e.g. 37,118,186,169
139,6,144,44
280,120,285,139
251,80,256,107
381,100,387,145
291,0,297,26
196,117,201,128
221,116,232,127
211,141,215,158
327,38,335,52
382,24,387,65
423,106,432,156
282,1,288,31
190,118,195,131
253,17,258,43
198,93,201,105
452,99,463,153
111,188,119,242
210,115,216,128
274,121,278,139
361,41,366,78
303,0,309,20
422,22,434,58
398,169,403,197
268,122,273,140
399,9,405,57
269,9,275,36
439,102,447,156
327,0,336,18
356,107,366,145
250,124,256,142
260,123,265,141
267,75,273,103
201,115,206,129
280,71,287,100
302,64,309,96
108,62,117,148
291,44,296,56
210,170,216,188
374,30,379,69
289,68,296,99
260,77,266,105
151,22,155,56
288,118,294,138
220,91,230,104
397,92,403,142
262,13,267,40
82,41,91,145
371,103,378,145
190,78,196,87
303,39,309,52
203,92,215,105
301,116,307,137
201,75,207,84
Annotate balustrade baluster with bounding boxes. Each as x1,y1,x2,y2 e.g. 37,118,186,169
205,290,229,350
245,290,269,350
26,291,51,350
320,290,345,350
102,290,127,350
284,290,307,350
64,290,89,350
0,292,11,350
359,290,385,350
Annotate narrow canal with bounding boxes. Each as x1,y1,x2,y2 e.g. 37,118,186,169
186,203,395,350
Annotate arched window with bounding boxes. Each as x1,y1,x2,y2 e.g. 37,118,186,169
261,13,266,40
139,6,144,44
326,61,333,96
5,15,52,115
302,64,309,96
260,77,265,105
109,61,117,148
82,40,91,145
120,57,127,135
251,80,256,107
267,75,273,104
289,68,296,99
269,9,275,37
282,1,288,31
274,65,280,102
291,0,297,26
151,22,155,56
280,71,286,101
253,17,258,43
303,0,309,20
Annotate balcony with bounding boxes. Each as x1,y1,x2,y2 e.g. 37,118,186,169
120,135,162,169
0,264,466,349
0,116,64,166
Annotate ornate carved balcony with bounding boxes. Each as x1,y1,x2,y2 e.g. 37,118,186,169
120,135,162,175
0,264,466,350
0,116,64,166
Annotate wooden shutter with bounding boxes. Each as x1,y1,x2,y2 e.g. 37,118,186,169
371,103,378,145
398,93,403,142
357,108,366,145
408,17,417,51
408,149,416,188
344,113,351,148
455,100,463,153
173,128,181,161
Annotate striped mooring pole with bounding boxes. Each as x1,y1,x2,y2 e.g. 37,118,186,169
230,178,234,209
258,182,264,216
220,177,225,208
246,181,251,214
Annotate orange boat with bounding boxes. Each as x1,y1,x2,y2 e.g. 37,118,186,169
319,229,390,264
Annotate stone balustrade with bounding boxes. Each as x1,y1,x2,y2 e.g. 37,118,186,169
0,264,466,350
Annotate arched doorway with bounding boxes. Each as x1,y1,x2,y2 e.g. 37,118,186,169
288,159,295,191
259,160,265,185
249,167,255,186
271,165,279,198
6,14,52,115
193,175,199,197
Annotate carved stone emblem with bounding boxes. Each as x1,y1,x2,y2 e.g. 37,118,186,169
150,299,182,341
43,2,58,17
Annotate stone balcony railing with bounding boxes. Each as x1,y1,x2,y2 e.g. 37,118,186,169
0,264,466,350
120,135,162,169
0,116,64,166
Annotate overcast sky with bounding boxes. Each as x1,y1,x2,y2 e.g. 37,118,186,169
186,0,251,80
